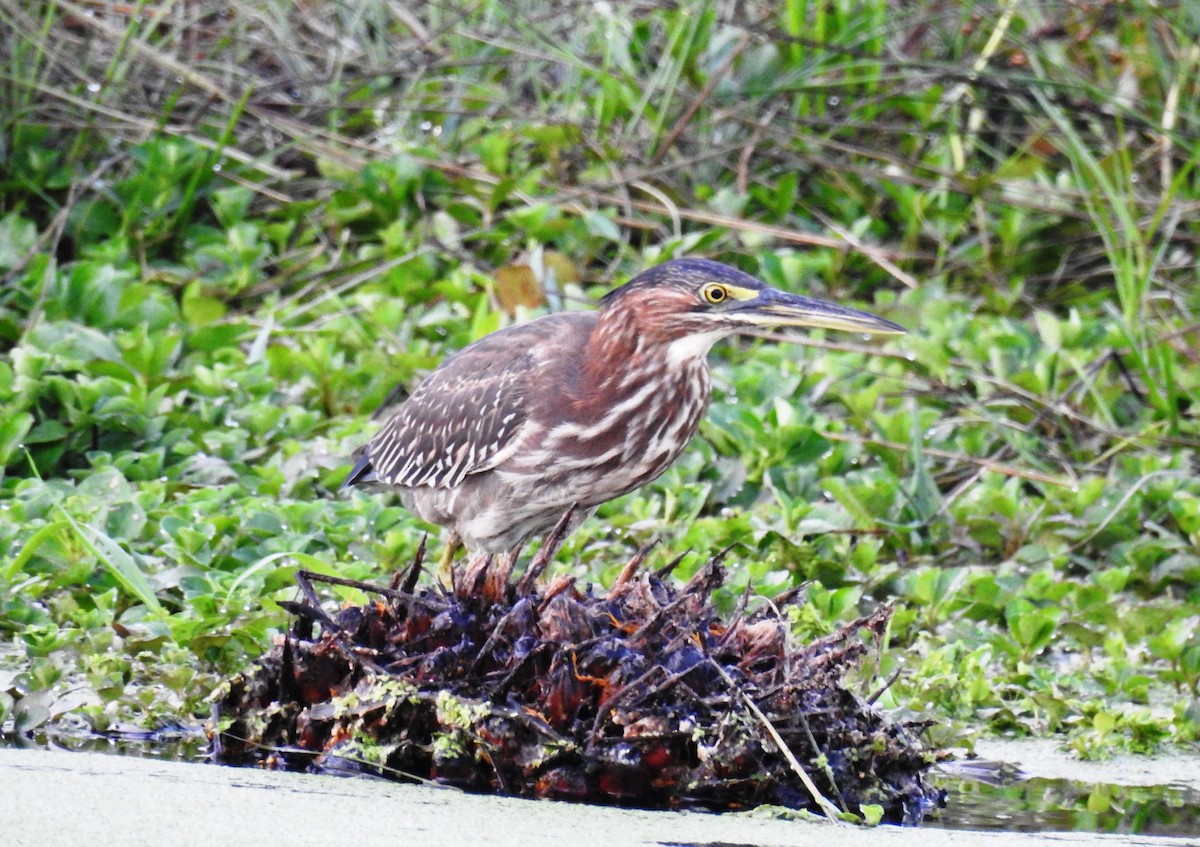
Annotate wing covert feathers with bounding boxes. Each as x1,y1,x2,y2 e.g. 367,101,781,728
366,346,534,489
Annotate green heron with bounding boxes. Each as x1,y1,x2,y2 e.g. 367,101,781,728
343,258,903,591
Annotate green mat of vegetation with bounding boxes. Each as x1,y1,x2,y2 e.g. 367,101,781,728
1,1,1197,760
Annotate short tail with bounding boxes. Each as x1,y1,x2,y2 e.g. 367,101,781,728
340,451,377,491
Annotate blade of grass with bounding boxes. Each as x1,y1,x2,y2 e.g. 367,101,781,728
56,506,165,616
3,520,69,582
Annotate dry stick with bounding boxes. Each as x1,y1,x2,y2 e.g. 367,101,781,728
771,575,810,605
707,658,845,825
568,141,762,204
1109,349,1148,404
972,365,1129,445
820,430,1071,488
587,664,667,743
537,574,577,611
737,102,783,195
799,205,919,289
284,575,391,675
713,579,756,652
1062,469,1193,558
597,193,913,286
589,559,734,730
652,550,692,580
603,639,707,712
794,706,849,812
215,167,296,204
896,340,1200,518
390,534,427,593
515,505,577,595
12,154,124,347
630,179,681,238
14,77,294,179
292,570,332,615
294,569,442,613
1158,320,1200,351
2,154,121,289
275,597,336,632
650,32,753,167
277,634,301,705
945,354,1116,512
932,355,1114,521
866,668,903,706
49,0,361,170
381,0,440,54
609,539,659,595
791,134,1099,221
403,536,426,595
630,557,726,645
1159,39,1200,191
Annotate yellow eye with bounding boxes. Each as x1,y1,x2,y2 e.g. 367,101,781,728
702,284,728,304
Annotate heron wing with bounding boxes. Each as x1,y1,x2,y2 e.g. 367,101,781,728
356,323,552,490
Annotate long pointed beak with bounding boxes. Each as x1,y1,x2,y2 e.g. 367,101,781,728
731,288,906,335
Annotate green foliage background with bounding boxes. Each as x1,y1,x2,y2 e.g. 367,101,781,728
1,0,1198,757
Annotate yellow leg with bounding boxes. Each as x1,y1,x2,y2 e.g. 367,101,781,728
435,531,462,590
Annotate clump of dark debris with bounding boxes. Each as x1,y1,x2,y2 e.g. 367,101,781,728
210,530,944,825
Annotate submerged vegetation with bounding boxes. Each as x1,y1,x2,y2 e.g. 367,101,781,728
1,0,1198,771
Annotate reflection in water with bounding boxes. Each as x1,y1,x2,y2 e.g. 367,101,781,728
3,726,209,763
929,774,1200,837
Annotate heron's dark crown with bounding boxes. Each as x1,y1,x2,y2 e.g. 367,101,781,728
599,258,763,308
